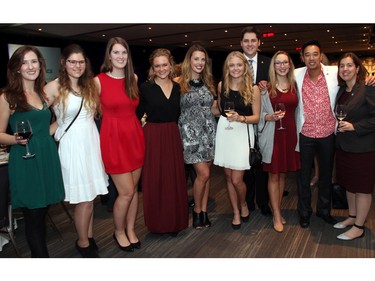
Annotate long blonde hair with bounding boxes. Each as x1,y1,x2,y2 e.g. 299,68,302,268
268,50,296,98
222,51,254,105
179,44,216,95
56,44,100,120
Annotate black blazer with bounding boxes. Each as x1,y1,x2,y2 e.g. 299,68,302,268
335,83,375,153
255,54,271,84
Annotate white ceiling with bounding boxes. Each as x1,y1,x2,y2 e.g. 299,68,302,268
1,23,374,55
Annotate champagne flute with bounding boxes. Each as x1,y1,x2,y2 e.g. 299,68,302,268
15,120,35,159
335,104,347,121
224,102,235,130
275,103,286,130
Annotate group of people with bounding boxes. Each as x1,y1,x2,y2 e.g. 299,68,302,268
0,25,374,258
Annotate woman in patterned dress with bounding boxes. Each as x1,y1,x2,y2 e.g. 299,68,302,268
177,44,217,229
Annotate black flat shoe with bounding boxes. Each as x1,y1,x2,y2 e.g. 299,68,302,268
76,240,99,258
231,223,241,230
113,233,134,252
316,213,337,225
130,240,141,249
241,214,250,223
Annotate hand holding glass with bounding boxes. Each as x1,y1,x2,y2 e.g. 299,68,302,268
335,104,347,121
15,120,35,159
275,103,286,130
224,102,235,130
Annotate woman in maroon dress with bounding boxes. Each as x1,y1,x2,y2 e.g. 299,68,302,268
94,37,145,252
137,48,188,235
259,51,300,232
334,52,375,241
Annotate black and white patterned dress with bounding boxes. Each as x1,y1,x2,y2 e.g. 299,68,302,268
178,81,217,164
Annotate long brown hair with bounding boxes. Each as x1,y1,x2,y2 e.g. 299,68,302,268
337,52,368,87
56,44,100,119
3,45,46,111
179,44,216,95
100,37,139,99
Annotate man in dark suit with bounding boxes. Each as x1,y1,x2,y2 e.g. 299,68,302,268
240,26,272,216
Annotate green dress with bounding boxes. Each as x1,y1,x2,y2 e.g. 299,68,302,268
8,102,65,209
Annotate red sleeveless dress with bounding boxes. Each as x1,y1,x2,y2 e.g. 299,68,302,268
97,73,145,174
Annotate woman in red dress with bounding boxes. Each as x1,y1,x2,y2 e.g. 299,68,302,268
259,51,300,233
94,37,145,252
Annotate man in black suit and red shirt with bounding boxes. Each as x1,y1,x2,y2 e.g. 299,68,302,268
240,26,272,216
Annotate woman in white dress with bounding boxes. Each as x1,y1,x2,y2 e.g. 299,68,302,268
214,51,260,229
44,44,108,258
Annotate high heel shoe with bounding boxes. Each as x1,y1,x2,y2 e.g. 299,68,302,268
337,224,365,241
88,237,98,252
201,211,211,227
76,240,99,258
333,215,356,229
241,214,250,223
113,233,134,252
192,210,203,229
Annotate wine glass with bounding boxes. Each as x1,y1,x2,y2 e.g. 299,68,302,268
15,120,35,159
275,103,286,130
335,104,347,121
224,102,235,130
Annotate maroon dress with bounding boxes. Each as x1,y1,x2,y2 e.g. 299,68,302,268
263,89,300,173
137,80,188,233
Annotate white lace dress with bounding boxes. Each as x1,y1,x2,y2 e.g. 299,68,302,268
53,93,108,204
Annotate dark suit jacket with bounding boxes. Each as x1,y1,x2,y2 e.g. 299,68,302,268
335,83,375,153
255,54,271,84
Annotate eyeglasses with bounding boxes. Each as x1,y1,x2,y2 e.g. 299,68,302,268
67,59,86,66
274,61,289,66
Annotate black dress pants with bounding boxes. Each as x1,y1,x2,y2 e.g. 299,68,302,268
22,207,49,258
297,133,335,218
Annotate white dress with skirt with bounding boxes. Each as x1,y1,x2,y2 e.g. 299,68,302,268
214,115,254,170
53,92,108,204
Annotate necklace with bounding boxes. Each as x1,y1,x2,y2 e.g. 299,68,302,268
71,88,81,96
189,79,204,88
107,72,125,79
276,84,289,92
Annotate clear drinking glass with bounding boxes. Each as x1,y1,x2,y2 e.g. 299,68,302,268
275,103,286,130
15,120,35,159
224,102,235,130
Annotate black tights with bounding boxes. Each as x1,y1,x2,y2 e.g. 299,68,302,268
22,207,49,258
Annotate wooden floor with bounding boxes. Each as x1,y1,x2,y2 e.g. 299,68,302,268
1,165,375,261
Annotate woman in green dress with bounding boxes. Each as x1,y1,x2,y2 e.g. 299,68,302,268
0,45,65,258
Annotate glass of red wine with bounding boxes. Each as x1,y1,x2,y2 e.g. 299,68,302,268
15,120,35,159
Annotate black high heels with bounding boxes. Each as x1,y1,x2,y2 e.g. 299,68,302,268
76,240,99,258
192,210,203,229
113,233,134,252
231,223,241,230
201,211,211,227
88,237,98,252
